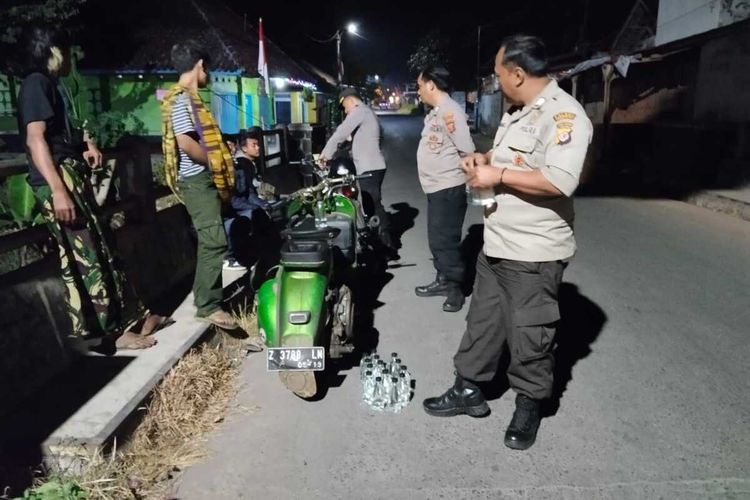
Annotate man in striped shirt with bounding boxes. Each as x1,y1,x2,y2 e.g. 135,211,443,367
165,42,236,329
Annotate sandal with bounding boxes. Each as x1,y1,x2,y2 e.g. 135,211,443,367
196,310,238,329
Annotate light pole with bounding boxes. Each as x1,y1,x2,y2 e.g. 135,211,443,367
336,22,359,88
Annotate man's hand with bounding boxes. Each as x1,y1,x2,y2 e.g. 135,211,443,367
462,152,489,170
318,156,328,166
83,142,103,169
52,189,76,223
464,164,503,189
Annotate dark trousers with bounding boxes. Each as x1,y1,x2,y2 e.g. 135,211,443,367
454,252,565,400
358,169,390,238
426,184,467,284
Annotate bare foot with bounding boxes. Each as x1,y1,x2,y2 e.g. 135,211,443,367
140,313,171,336
115,330,157,350
197,310,237,329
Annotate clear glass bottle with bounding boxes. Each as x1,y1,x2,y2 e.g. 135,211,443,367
397,372,410,408
386,376,400,412
360,352,372,368
466,185,497,207
314,199,327,228
371,376,386,411
361,370,374,407
361,363,374,384
390,358,402,376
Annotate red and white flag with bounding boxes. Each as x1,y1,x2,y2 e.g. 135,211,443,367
258,17,270,95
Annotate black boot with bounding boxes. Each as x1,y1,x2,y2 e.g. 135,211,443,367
415,273,450,297
442,284,465,312
423,374,490,417
504,394,542,450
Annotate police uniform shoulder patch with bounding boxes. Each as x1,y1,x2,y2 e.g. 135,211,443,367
554,112,576,122
555,121,573,145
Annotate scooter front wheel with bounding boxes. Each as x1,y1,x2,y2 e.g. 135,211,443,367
278,371,317,399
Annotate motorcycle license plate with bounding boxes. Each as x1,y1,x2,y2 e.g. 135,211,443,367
267,347,325,371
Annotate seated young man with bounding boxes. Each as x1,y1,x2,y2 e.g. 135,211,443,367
223,127,271,270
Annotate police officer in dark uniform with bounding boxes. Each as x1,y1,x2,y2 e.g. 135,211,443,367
423,35,593,450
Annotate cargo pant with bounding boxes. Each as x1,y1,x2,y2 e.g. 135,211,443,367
177,171,227,317
454,252,565,400
33,158,142,338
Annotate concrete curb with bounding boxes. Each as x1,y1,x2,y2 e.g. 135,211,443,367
43,293,209,470
684,191,750,222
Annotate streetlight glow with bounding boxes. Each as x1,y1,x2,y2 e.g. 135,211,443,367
347,23,358,35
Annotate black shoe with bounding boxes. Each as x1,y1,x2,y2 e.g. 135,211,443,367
504,394,542,450
442,285,465,312
415,274,450,297
423,374,490,417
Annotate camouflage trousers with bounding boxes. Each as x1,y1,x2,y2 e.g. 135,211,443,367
33,158,143,338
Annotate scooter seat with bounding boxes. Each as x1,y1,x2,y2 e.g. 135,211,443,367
280,239,330,266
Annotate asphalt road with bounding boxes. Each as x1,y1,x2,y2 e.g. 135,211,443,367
178,115,750,500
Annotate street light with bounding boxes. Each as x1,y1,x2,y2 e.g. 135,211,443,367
335,22,361,88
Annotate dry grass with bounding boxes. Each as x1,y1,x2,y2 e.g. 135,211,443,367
60,342,241,499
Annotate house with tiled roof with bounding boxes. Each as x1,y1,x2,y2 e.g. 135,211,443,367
0,0,336,137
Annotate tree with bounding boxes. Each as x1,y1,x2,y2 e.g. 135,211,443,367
1,0,87,44
407,30,450,75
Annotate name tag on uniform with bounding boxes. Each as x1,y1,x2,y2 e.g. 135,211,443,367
520,124,538,135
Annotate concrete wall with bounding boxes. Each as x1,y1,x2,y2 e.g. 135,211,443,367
694,26,750,122
0,204,196,416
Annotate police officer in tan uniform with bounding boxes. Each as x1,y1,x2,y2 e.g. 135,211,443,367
423,35,593,451
415,66,476,312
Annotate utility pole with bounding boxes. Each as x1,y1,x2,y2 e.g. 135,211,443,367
336,30,343,89
577,0,591,54
475,25,482,132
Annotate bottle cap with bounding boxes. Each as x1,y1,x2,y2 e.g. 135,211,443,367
395,358,401,364
375,376,382,382
391,377,398,383
400,365,407,370
366,363,373,368
399,372,405,378
366,371,372,375
391,352,398,357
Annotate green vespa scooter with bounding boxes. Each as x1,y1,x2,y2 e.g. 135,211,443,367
255,160,374,398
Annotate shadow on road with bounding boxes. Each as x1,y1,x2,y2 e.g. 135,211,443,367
460,224,484,295
545,283,607,416
388,202,419,252
480,283,607,419
311,203,420,399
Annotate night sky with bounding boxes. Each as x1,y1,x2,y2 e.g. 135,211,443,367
233,0,659,87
